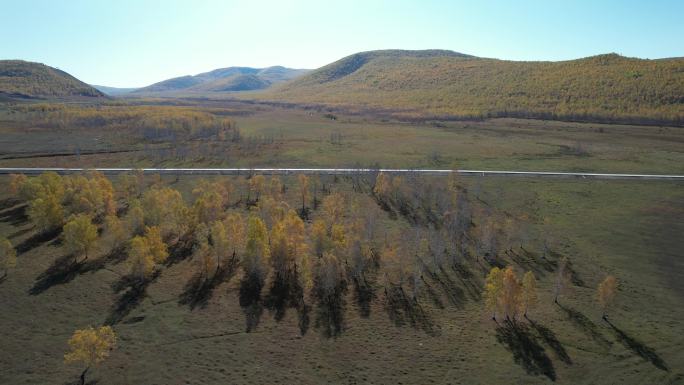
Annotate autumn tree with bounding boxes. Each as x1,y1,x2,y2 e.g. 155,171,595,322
597,275,617,320
103,215,127,250
125,199,145,236
64,326,116,385
28,192,64,232
321,193,345,232
521,271,538,318
128,226,168,281
297,174,310,214
484,267,503,321
1,237,17,279
269,176,283,201
501,266,522,320
63,214,98,264
224,212,245,261
242,216,270,285
311,220,329,258
373,172,392,201
554,256,571,304
314,251,347,305
248,175,266,203
141,187,188,239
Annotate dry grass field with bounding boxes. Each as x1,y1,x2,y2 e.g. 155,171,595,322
1,171,682,385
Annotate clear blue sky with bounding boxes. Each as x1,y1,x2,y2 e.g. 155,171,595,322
1,0,682,87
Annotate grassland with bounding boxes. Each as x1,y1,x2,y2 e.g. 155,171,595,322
0,173,682,385
1,101,683,174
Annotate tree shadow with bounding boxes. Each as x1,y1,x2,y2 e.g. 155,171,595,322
605,319,668,371
421,278,445,309
180,259,238,310
423,267,466,309
352,274,378,317
495,320,556,381
29,247,127,295
557,303,612,349
452,262,482,301
528,319,572,365
239,273,264,332
15,227,62,255
384,285,440,336
0,201,28,226
164,235,195,267
29,254,81,295
104,271,159,325
313,279,348,338
264,269,310,335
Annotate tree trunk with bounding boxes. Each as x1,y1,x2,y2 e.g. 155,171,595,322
80,366,89,385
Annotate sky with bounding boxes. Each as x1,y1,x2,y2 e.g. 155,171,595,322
1,0,682,88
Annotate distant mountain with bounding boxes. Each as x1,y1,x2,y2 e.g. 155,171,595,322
134,66,309,94
0,60,105,100
259,49,684,125
92,85,139,96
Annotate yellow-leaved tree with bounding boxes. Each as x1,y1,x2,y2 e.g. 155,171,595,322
501,266,521,321
224,212,245,261
373,172,392,201
128,226,168,281
521,271,538,318
597,275,618,320
1,237,17,279
243,216,270,285
64,326,116,385
63,214,99,264
28,192,64,232
297,174,310,213
484,267,503,321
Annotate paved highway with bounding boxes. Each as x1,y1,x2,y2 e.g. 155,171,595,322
0,168,683,180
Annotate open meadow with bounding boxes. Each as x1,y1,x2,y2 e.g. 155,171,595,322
0,168,682,385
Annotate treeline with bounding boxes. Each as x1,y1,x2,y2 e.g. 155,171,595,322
7,104,237,141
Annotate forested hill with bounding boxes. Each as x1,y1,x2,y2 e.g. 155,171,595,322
0,60,105,100
259,50,684,125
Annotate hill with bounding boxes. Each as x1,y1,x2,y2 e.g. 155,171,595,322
0,60,105,100
134,66,309,94
257,50,684,125
92,85,139,96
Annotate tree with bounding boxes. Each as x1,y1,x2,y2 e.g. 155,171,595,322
373,172,392,200
322,193,345,232
484,267,503,321
28,192,64,232
269,176,283,201
209,220,230,275
127,227,167,281
248,175,266,203
243,216,270,283
63,214,98,264
144,226,168,264
64,326,116,385
501,266,521,320
521,271,538,318
128,236,155,281
311,220,328,258
224,212,245,261
1,237,17,279
597,275,617,320
125,199,145,236
554,256,571,304
297,174,310,213
103,215,127,250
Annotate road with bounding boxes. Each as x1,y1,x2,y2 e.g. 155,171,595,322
0,167,683,180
